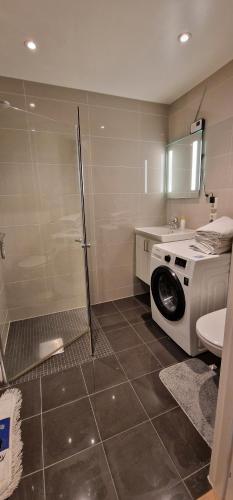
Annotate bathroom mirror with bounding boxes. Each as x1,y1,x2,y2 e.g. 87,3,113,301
165,130,203,199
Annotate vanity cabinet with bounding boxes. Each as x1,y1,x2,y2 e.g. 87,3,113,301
136,235,155,285
135,226,195,285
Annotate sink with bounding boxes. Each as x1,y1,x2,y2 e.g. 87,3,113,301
135,226,195,242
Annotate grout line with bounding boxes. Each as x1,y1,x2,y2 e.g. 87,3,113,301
0,90,168,117
79,364,120,500
182,481,194,499
39,377,46,500
108,339,162,356
22,411,42,422
94,297,148,313
80,133,166,143
182,462,211,482
79,364,102,444
41,394,88,416
0,126,74,135
21,467,44,480
43,442,100,471
102,418,150,444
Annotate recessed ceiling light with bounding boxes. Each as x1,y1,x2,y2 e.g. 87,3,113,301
178,32,192,44
29,102,36,108
100,125,105,129
24,40,37,51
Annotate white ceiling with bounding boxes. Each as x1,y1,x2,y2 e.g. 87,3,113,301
0,0,233,103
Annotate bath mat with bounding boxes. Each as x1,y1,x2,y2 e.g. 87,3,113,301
0,388,23,499
159,359,219,448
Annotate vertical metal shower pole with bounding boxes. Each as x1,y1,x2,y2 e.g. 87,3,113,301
75,107,94,356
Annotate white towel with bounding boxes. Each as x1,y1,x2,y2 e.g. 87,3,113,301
196,216,233,239
191,240,231,255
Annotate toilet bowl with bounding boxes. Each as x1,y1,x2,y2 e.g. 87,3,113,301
196,308,226,358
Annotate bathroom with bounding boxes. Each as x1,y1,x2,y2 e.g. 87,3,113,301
0,1,233,499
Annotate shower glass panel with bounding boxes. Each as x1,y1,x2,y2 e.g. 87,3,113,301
0,95,92,382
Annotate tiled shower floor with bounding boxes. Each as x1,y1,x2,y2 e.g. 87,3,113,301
4,308,113,382
3,294,215,499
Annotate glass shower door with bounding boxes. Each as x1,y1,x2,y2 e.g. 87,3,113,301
0,94,92,382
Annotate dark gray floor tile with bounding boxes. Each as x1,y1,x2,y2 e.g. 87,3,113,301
91,382,147,440
185,465,211,499
132,371,177,418
82,355,126,394
42,366,87,411
10,471,44,499
97,312,128,332
148,337,188,367
43,397,99,466
13,379,41,420
21,416,42,476
133,320,166,343
104,421,180,499
152,407,211,478
121,306,151,324
113,296,146,311
135,292,151,308
156,482,192,500
117,344,161,379
106,325,142,352
45,444,117,500
92,301,118,317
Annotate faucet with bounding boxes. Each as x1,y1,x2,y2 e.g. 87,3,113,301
168,217,179,231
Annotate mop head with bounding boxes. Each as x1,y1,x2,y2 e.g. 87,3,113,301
0,389,23,500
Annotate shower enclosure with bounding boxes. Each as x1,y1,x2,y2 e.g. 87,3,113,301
0,93,94,383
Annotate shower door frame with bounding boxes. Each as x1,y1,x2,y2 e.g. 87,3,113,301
0,106,94,385
75,106,95,356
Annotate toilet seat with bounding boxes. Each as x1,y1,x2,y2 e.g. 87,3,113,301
196,308,226,358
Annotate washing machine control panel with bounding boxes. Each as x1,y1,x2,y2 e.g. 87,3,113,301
175,256,187,268
164,255,171,263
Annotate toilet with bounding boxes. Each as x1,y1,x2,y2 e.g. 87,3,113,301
196,308,226,358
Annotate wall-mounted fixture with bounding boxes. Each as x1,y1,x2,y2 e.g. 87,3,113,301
165,130,203,199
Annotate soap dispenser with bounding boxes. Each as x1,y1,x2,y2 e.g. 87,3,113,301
209,195,218,222
180,216,186,230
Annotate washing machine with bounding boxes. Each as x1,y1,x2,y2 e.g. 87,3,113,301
150,239,231,356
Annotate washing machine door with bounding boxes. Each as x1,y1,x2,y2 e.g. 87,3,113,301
151,266,185,321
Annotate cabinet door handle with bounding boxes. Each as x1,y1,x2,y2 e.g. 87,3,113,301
0,233,6,260
144,239,149,252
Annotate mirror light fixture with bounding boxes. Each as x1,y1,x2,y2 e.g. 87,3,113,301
168,150,173,193
191,140,198,191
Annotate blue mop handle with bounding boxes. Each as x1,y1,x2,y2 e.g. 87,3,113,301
0,418,10,452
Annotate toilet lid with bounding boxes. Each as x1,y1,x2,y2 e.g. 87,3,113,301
196,308,226,348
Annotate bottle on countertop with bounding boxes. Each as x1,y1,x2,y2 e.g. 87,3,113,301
180,216,186,230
